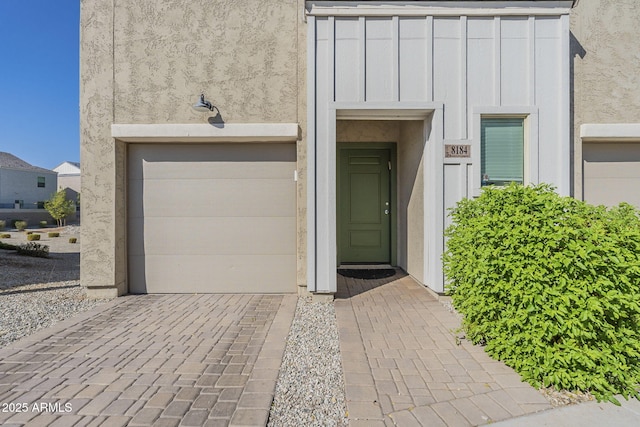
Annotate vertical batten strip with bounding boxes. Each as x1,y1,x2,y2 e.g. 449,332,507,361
559,13,571,195
528,16,536,105
528,16,537,189
327,108,337,293
460,16,468,139
328,16,336,102
392,16,400,101
323,16,336,292
359,16,366,102
494,16,501,106
426,16,434,103
306,16,317,292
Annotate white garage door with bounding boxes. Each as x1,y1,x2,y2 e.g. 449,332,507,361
128,143,297,293
583,142,640,208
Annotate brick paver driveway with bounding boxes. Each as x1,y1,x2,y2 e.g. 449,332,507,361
336,271,552,426
0,294,296,427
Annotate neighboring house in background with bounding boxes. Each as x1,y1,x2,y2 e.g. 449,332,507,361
0,152,58,225
81,0,579,298
53,161,81,193
53,161,81,209
571,0,640,208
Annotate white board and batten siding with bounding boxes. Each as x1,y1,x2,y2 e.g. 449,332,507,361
307,2,572,293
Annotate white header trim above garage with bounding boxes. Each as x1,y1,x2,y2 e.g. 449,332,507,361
111,123,299,143
306,1,573,17
580,124,640,142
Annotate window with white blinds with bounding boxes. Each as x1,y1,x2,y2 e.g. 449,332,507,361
481,118,524,186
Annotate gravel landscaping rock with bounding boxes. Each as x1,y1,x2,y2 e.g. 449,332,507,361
541,386,595,407
269,296,348,427
0,281,107,348
0,226,108,348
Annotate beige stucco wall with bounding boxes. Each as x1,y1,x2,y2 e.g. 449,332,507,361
571,0,640,198
399,121,425,284
336,120,400,144
81,0,119,295
81,0,306,296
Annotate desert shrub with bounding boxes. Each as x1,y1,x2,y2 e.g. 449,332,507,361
27,233,41,241
0,241,17,250
68,237,77,244
14,220,27,231
443,183,640,404
48,232,60,238
39,220,48,228
0,233,10,238
0,220,5,230
17,242,49,258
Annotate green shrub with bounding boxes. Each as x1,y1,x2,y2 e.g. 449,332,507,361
48,232,60,238
68,237,77,244
443,183,640,404
14,220,27,231
27,233,41,241
0,233,10,238
39,220,48,228
0,220,5,230
0,241,17,250
17,242,49,258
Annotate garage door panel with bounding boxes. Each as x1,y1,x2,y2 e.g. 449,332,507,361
128,143,297,294
583,161,640,179
129,178,295,218
583,142,640,162
139,161,295,180
129,144,295,180
584,178,640,207
129,254,296,294
128,217,296,256
583,142,640,208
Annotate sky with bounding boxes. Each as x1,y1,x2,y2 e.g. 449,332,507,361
0,1,79,170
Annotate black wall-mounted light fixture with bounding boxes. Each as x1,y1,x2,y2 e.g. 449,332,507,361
192,93,216,112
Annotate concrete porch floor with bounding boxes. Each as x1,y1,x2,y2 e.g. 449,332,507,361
336,270,552,426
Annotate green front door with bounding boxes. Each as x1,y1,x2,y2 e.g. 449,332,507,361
338,148,391,263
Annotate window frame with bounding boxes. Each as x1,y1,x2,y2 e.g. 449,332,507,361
471,107,538,197
37,176,46,188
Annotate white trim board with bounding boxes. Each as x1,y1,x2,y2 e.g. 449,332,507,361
580,124,640,142
111,124,299,143
306,1,573,17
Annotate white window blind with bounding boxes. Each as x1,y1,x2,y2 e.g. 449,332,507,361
481,118,524,186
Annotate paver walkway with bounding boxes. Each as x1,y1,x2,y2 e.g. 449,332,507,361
0,294,296,427
335,270,551,426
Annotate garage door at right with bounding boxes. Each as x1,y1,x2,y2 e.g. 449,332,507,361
583,142,640,208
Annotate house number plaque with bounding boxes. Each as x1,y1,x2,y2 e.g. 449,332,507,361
445,144,471,158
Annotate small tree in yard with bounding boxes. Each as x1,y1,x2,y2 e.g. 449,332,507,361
44,189,75,227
